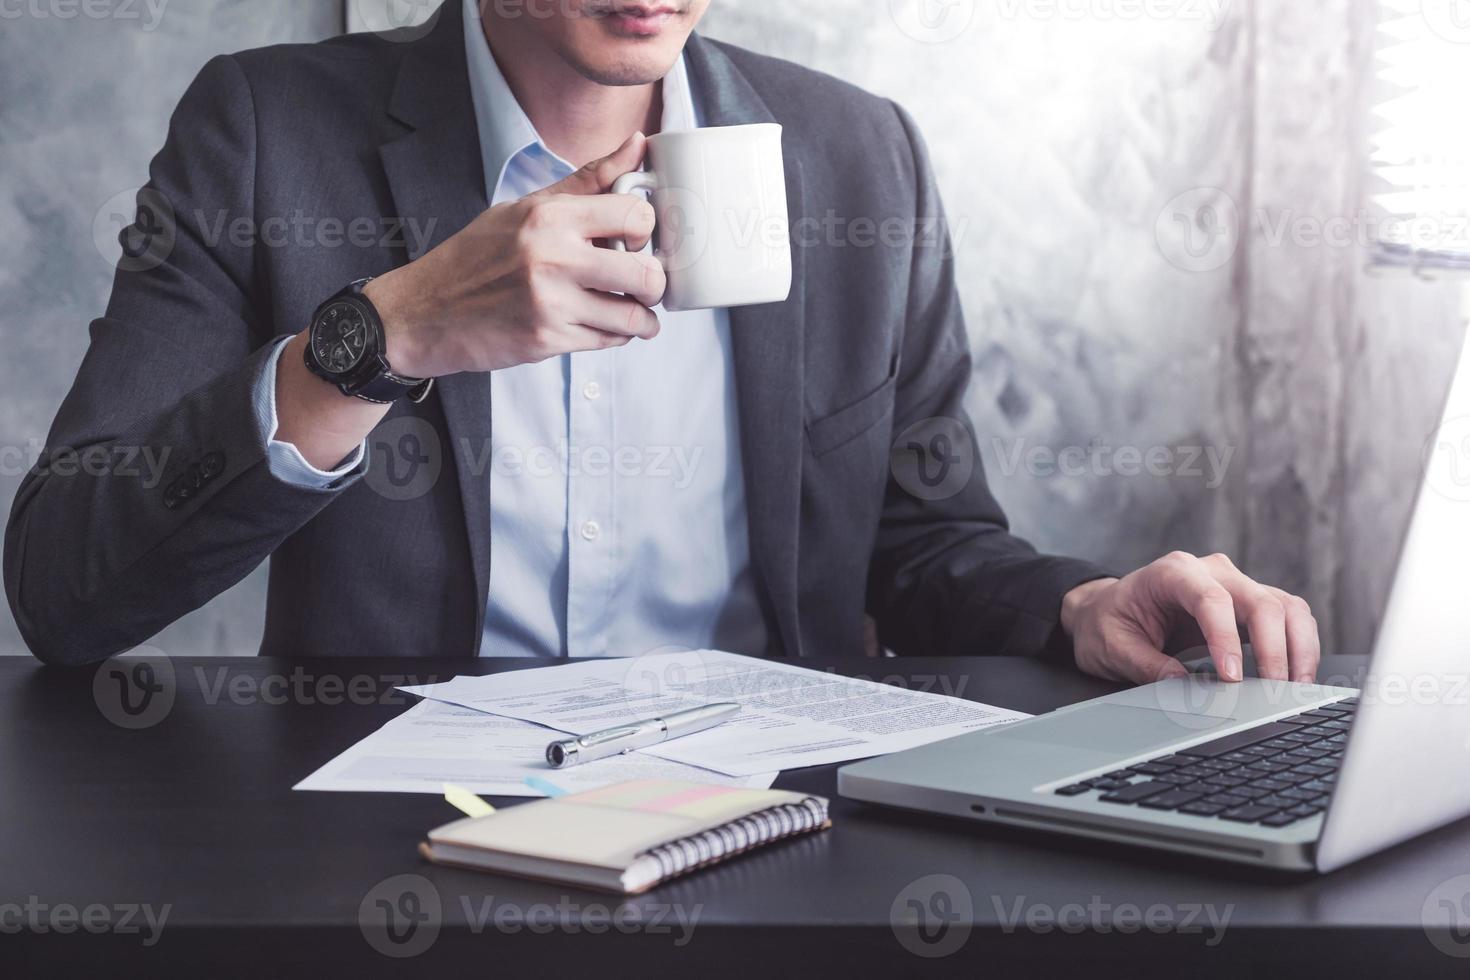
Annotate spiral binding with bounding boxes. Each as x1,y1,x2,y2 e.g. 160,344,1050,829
636,797,829,882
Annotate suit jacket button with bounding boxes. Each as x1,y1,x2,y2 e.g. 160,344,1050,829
200,452,225,479
163,487,182,510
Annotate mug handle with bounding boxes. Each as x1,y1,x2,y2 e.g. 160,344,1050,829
610,171,658,252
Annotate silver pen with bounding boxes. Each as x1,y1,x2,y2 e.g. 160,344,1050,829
545,702,741,769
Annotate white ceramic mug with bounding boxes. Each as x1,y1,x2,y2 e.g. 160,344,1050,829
613,123,793,313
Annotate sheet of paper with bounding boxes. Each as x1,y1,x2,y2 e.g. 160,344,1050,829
400,650,1031,777
293,699,778,795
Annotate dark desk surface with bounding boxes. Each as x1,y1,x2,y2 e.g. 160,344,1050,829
4,653,1469,978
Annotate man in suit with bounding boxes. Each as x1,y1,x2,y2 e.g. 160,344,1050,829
4,0,1319,685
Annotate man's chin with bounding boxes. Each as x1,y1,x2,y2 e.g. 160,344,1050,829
560,27,689,86
571,56,679,87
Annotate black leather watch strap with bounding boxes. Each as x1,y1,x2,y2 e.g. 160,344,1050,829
350,372,435,405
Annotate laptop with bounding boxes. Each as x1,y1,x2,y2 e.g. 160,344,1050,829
838,331,1470,873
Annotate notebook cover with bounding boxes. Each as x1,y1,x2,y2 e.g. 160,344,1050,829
422,779,829,889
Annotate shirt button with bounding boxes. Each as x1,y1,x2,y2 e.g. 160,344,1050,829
582,381,602,401
580,520,601,542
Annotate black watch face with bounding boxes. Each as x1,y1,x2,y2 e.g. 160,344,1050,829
313,301,371,375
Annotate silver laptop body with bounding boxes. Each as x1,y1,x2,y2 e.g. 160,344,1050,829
839,330,1470,873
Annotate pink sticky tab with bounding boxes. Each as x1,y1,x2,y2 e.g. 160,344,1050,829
640,784,733,813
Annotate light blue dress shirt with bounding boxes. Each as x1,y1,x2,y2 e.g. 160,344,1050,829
256,0,768,661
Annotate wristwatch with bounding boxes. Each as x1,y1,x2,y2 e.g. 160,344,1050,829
304,278,433,405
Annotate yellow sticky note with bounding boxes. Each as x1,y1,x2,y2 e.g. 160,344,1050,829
444,783,495,819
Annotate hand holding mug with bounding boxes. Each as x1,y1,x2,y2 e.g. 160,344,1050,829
366,124,794,379
366,133,667,379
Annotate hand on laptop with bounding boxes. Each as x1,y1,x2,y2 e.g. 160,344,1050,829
1059,552,1319,686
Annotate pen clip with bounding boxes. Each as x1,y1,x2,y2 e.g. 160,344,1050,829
578,725,644,747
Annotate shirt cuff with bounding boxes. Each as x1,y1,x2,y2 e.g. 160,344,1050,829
253,337,367,489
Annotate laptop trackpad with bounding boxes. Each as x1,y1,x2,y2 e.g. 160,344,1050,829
988,703,1237,756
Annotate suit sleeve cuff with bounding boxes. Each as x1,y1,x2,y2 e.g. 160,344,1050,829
253,337,367,489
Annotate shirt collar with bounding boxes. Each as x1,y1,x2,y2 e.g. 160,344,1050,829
462,0,700,194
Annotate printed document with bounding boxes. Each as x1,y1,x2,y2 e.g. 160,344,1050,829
400,650,1030,777
294,699,778,795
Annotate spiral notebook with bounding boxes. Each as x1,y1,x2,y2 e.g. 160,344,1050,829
419,779,831,894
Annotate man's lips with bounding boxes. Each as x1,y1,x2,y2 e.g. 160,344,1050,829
601,4,679,37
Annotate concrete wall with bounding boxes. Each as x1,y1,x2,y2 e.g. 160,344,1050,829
0,0,1461,658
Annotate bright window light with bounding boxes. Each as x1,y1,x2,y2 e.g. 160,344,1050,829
1371,1,1470,271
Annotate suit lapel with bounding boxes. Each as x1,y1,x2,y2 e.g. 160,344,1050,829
377,10,495,648
685,36,807,657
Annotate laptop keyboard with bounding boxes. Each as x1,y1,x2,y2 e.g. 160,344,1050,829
1052,698,1357,829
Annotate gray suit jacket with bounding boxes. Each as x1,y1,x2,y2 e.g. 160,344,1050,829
5,11,1109,665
